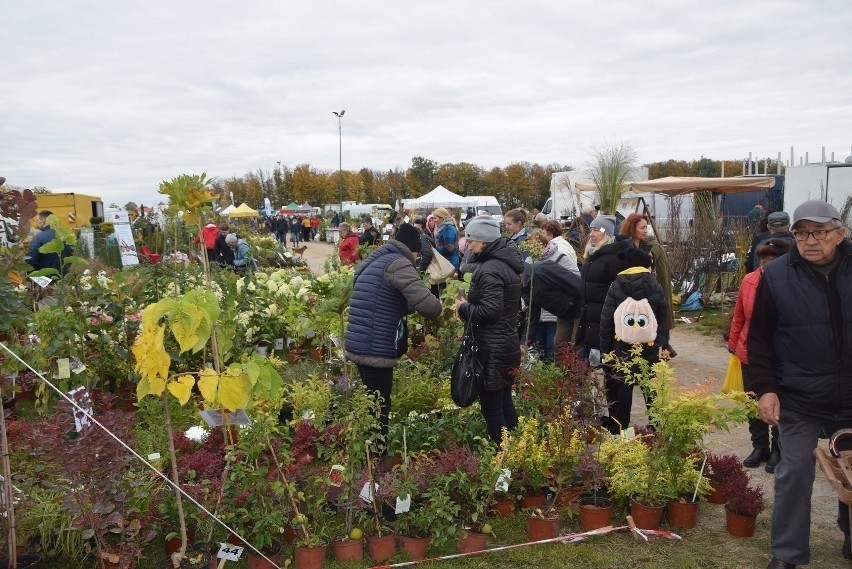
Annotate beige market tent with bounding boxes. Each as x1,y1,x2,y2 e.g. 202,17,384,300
629,176,776,196
227,203,260,218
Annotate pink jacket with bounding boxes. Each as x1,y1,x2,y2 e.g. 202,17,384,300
728,269,762,365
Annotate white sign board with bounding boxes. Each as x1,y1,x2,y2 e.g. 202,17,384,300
105,208,139,266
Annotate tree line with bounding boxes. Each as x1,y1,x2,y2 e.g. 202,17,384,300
213,157,571,212
215,155,782,213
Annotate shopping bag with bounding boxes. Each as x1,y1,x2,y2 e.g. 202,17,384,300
450,322,486,407
722,354,744,393
426,247,456,285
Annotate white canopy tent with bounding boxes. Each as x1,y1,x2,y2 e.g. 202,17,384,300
402,185,477,210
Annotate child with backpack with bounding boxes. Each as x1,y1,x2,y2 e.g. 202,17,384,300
599,247,667,434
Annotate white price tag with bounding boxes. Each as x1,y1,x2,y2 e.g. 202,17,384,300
359,482,378,504
495,468,511,492
147,453,161,461
395,494,411,514
217,543,244,561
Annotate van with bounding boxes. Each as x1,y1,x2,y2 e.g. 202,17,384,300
466,195,504,224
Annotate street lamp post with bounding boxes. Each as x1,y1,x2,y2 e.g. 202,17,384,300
332,110,345,217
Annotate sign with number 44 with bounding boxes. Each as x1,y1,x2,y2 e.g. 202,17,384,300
217,543,244,561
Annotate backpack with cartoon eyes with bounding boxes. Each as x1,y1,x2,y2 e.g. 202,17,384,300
613,296,658,345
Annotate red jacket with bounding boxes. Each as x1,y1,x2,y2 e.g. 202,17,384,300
728,268,762,364
338,234,360,265
194,224,219,250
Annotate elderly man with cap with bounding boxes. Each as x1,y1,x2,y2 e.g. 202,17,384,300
454,215,524,444
746,211,796,273
748,200,852,568
345,223,441,449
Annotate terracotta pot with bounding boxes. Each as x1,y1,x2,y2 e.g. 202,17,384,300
667,498,700,529
399,535,430,560
164,528,197,556
630,500,665,530
555,486,583,511
310,347,326,362
119,396,137,413
247,541,284,569
705,480,727,505
519,491,547,510
457,531,489,553
578,497,613,531
293,545,326,569
527,515,560,541
366,533,397,562
725,507,757,537
331,538,364,561
490,497,515,517
226,533,246,547
288,350,305,364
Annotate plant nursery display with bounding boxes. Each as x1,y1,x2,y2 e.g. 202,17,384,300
0,172,770,569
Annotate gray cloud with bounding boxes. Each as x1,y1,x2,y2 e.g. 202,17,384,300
2,0,851,207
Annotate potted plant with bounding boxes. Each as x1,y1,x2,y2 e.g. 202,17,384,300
705,453,748,505
607,346,755,529
600,430,671,530
724,478,765,537
501,417,553,508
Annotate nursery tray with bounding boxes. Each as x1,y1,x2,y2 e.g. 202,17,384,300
814,448,852,505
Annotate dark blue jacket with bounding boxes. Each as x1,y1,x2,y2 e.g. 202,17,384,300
345,240,441,367
27,227,69,274
748,240,852,421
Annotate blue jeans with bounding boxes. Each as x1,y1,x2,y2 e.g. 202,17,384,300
535,321,557,361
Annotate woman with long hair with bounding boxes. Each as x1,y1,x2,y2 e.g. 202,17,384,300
432,207,460,270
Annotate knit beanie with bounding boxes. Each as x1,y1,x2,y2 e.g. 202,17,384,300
464,215,501,243
225,233,238,245
394,223,421,253
589,215,616,237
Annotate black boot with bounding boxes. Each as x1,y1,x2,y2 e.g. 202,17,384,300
765,449,781,473
843,533,851,560
743,447,770,468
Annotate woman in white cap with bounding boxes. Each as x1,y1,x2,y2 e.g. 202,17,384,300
225,233,253,271
576,216,638,362
454,215,524,444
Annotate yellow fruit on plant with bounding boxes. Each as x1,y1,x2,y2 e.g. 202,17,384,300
480,524,493,534
349,528,363,540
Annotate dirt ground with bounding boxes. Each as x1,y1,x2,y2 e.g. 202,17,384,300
301,240,846,563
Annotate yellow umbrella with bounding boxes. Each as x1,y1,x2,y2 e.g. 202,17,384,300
227,203,260,218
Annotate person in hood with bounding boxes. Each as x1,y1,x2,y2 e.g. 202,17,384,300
454,215,524,445
620,213,676,357
599,246,666,434
214,223,234,266
194,222,220,262
345,223,441,448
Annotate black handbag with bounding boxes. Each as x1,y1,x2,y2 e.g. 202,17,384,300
450,319,486,407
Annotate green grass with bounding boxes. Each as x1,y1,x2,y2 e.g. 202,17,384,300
679,308,731,339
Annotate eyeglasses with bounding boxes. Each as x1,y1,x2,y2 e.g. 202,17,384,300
792,228,840,242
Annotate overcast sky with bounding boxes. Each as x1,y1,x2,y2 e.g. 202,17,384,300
3,0,851,207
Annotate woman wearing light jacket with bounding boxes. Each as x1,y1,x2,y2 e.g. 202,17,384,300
728,237,791,473
455,215,523,445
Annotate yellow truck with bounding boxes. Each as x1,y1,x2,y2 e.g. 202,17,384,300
34,193,104,229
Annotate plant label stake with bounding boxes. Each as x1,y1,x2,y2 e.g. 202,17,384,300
216,543,244,561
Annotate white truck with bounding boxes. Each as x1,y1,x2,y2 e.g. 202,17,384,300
465,195,504,225
543,167,651,221
782,162,852,215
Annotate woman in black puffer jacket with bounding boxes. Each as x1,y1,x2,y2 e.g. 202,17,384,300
576,216,635,360
455,216,524,445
